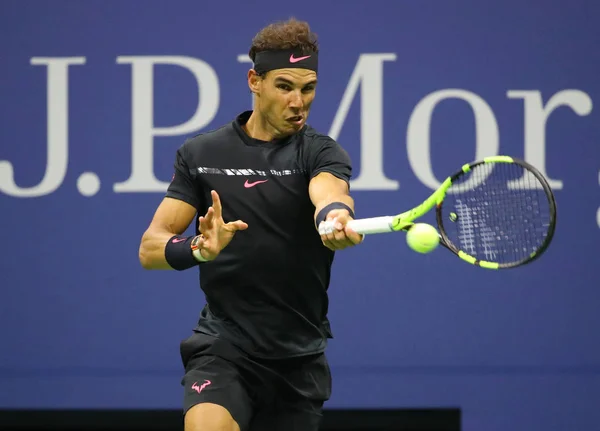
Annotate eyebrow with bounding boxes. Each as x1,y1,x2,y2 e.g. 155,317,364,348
274,77,318,87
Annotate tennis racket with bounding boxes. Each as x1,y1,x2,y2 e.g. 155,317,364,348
319,156,557,269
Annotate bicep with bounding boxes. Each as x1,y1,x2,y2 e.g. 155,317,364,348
146,197,197,235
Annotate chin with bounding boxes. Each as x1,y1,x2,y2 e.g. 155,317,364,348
288,120,305,131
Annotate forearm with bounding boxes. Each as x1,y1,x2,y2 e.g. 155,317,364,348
139,229,180,270
313,193,355,223
309,173,356,224
314,193,354,212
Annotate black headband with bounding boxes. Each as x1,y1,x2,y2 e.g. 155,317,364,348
253,49,318,74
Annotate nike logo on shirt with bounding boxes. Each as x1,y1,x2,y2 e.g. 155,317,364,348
244,179,269,188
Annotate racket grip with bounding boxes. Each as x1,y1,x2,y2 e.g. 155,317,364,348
319,216,395,235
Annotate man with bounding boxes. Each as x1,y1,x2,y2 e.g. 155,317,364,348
139,17,363,431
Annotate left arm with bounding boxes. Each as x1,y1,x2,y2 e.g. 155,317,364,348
309,172,363,250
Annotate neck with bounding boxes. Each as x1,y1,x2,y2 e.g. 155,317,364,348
243,110,280,142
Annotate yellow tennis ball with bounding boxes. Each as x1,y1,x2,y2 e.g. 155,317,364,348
406,223,440,254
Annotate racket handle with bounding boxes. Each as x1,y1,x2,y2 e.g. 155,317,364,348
319,216,395,235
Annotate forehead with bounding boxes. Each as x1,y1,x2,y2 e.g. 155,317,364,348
267,68,317,84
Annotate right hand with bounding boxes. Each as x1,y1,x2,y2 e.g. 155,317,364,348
318,209,364,251
195,190,248,261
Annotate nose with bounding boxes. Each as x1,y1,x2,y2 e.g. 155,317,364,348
288,90,303,110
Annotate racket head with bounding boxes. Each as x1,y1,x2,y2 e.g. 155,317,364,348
435,156,557,269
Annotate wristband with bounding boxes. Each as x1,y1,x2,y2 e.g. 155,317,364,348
164,235,201,270
316,202,355,226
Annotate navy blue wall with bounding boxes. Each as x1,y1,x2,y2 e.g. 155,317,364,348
1,1,599,430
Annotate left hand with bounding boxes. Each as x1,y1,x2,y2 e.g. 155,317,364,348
318,209,364,251
196,190,248,260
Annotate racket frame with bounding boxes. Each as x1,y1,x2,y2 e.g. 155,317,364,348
319,155,557,269
435,156,557,269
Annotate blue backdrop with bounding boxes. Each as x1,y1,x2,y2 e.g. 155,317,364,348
1,1,599,430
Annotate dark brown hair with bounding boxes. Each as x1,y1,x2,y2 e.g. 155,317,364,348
248,18,319,62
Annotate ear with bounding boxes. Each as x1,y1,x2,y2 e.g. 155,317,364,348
248,69,262,95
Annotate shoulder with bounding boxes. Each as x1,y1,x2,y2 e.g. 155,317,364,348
303,125,345,153
302,124,337,147
301,125,351,159
181,122,236,155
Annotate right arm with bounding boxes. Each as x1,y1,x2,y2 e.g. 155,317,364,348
141,142,248,270
139,141,202,271
138,197,197,270
139,191,248,270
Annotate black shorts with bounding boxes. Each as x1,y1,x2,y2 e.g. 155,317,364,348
179,331,332,431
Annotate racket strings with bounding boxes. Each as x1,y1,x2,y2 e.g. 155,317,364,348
442,163,552,264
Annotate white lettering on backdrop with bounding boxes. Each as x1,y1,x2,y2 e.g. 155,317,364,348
0,55,593,202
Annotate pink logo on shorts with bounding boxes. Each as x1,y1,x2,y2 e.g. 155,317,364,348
191,380,212,394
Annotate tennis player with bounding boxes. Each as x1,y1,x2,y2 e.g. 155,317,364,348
139,18,363,431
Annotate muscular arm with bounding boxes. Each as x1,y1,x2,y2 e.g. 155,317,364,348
309,172,362,250
138,197,197,269
309,172,354,222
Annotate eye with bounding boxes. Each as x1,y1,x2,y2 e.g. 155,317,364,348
302,86,315,93
277,84,291,91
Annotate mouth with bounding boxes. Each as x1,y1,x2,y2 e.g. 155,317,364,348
286,115,304,126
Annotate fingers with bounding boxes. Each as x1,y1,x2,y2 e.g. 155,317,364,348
320,217,356,250
330,209,351,226
322,238,354,251
225,220,249,232
317,206,364,249
322,209,350,226
198,190,222,235
344,225,364,245
199,207,214,234
332,212,364,244
210,190,222,219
